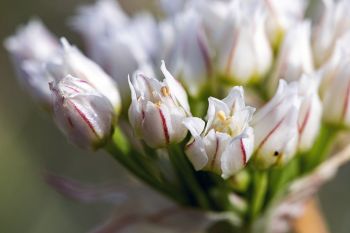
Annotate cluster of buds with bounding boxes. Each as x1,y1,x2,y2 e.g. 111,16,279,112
4,0,347,176
6,0,350,230
5,20,120,150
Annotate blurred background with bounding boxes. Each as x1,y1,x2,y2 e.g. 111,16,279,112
0,0,350,233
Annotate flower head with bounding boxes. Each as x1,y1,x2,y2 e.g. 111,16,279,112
269,21,314,93
321,44,350,128
50,75,115,150
184,87,255,178
217,3,272,85
263,0,307,47
252,80,301,168
71,0,157,103
128,61,190,148
4,19,60,107
168,8,213,96
294,75,322,152
46,38,121,114
312,0,350,67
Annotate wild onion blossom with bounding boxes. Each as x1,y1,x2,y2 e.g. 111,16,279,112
5,0,350,232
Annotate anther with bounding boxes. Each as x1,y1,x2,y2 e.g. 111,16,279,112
161,86,170,97
217,111,226,121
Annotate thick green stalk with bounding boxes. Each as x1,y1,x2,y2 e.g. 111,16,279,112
249,170,268,222
105,127,187,205
168,144,211,209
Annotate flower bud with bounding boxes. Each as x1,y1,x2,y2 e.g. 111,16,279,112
183,87,255,179
312,0,350,67
217,3,272,85
50,75,114,150
128,61,190,148
4,19,60,107
321,44,350,127
46,38,121,114
262,0,307,47
294,75,322,152
252,80,301,169
169,8,213,97
269,21,314,93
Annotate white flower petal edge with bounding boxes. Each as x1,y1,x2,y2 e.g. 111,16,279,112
217,3,272,85
184,87,255,179
46,38,121,113
128,61,190,148
269,21,314,94
252,80,301,168
4,19,60,107
293,75,322,152
50,75,114,150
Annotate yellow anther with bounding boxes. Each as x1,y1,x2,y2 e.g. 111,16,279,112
217,111,226,121
156,101,162,107
161,86,170,97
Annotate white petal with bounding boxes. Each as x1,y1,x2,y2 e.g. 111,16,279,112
221,127,254,179
161,61,190,112
183,117,205,137
142,102,168,148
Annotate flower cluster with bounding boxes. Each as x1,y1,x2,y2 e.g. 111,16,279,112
5,0,350,232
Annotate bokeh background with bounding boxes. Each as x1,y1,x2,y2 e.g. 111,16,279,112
0,0,350,232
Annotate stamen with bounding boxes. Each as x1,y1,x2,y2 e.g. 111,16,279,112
217,111,226,121
161,86,170,97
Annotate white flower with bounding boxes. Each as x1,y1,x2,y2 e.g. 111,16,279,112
46,38,121,113
4,19,60,107
262,0,307,47
217,3,272,85
128,61,190,148
312,0,350,67
71,0,128,60
293,75,322,152
252,80,301,169
183,87,255,179
72,1,157,102
50,75,114,150
269,21,314,93
168,9,213,96
321,43,350,127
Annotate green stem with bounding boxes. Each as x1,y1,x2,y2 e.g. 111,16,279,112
266,157,299,207
301,124,339,173
168,144,211,209
249,170,268,222
105,127,187,205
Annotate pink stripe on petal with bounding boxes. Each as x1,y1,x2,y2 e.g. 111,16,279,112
196,29,212,77
240,138,247,166
67,99,99,138
256,116,286,153
341,80,350,121
210,136,219,169
159,108,170,144
298,103,311,137
225,29,239,76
